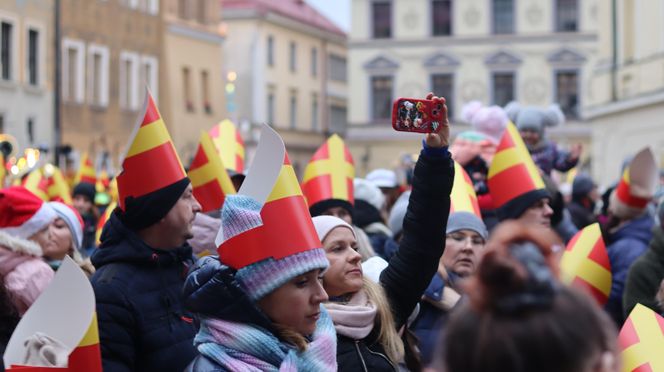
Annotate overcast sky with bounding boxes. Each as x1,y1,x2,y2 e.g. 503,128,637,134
306,0,351,32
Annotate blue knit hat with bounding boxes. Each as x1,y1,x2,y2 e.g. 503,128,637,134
220,194,329,301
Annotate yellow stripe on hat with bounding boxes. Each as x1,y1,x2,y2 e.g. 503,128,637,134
78,313,100,347
214,120,244,167
489,123,545,189
621,305,664,372
125,118,172,158
560,224,611,295
189,132,236,193
450,161,480,216
267,164,303,202
302,135,355,200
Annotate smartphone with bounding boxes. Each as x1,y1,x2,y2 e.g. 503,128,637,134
392,98,444,133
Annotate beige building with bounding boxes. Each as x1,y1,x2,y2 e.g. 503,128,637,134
585,1,664,187
220,0,348,174
0,1,54,155
347,0,599,175
60,0,162,173
161,0,227,165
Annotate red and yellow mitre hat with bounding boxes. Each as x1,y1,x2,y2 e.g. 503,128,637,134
619,304,664,371
450,161,481,218
188,131,236,213
44,165,73,205
301,134,355,216
115,90,189,229
560,223,611,305
215,125,328,301
22,168,49,201
488,122,549,220
609,147,657,220
74,153,96,186
4,257,101,371
208,119,245,174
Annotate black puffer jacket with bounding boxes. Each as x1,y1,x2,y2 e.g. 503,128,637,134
90,212,198,372
337,147,454,371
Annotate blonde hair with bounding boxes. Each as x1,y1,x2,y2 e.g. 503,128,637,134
363,277,404,364
273,323,308,352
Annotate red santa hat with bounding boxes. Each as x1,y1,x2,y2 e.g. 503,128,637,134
0,186,57,240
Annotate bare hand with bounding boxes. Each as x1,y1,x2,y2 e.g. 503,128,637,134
425,92,450,148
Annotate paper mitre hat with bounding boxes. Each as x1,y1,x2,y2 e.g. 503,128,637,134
208,119,245,174
188,131,236,213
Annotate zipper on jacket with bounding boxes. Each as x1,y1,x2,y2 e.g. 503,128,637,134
354,340,369,372
367,347,398,371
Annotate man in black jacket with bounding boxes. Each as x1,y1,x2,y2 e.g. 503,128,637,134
90,93,202,371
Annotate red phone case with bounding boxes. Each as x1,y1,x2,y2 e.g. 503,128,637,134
391,98,444,133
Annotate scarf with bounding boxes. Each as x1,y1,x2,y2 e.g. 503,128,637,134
325,290,377,339
195,307,337,372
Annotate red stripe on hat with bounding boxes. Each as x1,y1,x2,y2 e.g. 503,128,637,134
142,95,161,126
302,174,333,207
571,277,610,306
193,178,226,212
588,237,611,271
68,343,102,372
488,164,540,208
235,155,244,173
218,195,321,269
616,178,650,209
116,142,185,209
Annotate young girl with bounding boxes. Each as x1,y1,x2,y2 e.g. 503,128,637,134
312,93,454,371
45,202,95,276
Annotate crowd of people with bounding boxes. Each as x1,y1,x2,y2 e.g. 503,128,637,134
0,90,662,371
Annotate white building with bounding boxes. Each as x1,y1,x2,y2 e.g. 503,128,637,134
0,1,54,155
347,0,598,175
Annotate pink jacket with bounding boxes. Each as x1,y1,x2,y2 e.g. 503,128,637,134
0,231,54,315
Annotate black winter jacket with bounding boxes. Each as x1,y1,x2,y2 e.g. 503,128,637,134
337,147,454,371
90,212,198,372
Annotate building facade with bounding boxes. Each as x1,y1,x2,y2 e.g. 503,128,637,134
347,0,598,175
0,0,54,155
162,0,226,165
60,0,162,173
221,0,348,174
585,0,664,187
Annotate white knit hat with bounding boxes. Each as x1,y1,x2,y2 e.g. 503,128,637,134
48,202,84,251
312,215,356,243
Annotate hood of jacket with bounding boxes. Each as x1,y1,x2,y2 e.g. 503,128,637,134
183,256,273,332
610,213,654,247
92,211,192,269
0,231,43,257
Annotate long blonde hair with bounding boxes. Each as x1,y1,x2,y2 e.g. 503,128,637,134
363,277,405,364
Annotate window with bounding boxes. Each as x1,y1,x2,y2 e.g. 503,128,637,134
183,67,193,111
63,39,85,103
141,55,158,102
27,118,34,144
431,74,454,119
88,45,110,107
119,51,139,110
492,72,515,106
27,29,38,85
311,94,318,131
289,91,297,129
329,54,347,82
493,0,514,34
432,0,452,36
267,90,275,124
267,35,274,66
372,1,391,38
311,47,317,77
147,0,159,15
371,76,393,120
555,0,578,32
197,0,206,24
330,104,347,133
555,71,578,119
289,42,296,72
201,70,211,114
178,0,188,19
1,22,13,80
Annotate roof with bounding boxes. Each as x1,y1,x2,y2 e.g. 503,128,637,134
221,0,346,37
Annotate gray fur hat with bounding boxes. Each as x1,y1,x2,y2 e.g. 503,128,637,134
504,102,565,135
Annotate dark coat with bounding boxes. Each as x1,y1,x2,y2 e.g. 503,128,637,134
568,200,596,230
605,213,654,325
90,212,198,372
338,147,454,371
623,225,664,318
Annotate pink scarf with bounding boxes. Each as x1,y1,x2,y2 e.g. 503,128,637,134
324,290,377,339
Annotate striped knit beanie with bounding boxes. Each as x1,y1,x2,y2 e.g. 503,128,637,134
221,195,329,301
